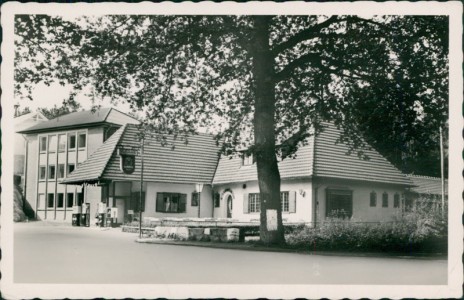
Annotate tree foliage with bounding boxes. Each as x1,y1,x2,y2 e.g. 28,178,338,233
14,14,448,243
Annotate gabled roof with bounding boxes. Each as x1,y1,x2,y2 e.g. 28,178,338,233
14,111,48,132
406,175,448,195
62,124,222,185
213,122,412,186
17,108,139,134
61,124,127,184
313,123,412,186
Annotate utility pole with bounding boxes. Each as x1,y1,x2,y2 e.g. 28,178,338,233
439,126,445,218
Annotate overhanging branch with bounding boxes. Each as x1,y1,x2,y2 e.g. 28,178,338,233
274,52,322,82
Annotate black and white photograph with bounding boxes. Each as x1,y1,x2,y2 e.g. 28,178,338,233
1,2,462,299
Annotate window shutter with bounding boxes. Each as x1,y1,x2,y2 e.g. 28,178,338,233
243,193,249,214
179,194,187,213
289,191,296,213
156,193,164,212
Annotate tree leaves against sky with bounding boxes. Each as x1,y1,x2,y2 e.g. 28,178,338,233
14,14,448,176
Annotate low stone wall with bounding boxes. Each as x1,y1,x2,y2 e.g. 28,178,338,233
122,225,241,242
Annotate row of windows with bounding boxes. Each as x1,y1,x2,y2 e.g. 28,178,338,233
38,192,84,209
370,192,401,208
39,163,75,180
153,192,222,213
39,132,87,153
247,192,292,213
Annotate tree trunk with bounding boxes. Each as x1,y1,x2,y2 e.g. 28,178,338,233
251,16,285,245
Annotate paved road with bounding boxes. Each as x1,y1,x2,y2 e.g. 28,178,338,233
13,222,447,284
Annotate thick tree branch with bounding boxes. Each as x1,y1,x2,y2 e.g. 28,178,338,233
271,16,341,56
274,52,321,82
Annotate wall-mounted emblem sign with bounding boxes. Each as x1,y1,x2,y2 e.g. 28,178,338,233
118,147,138,174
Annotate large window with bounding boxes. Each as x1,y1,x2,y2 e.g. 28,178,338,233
394,193,400,208
78,133,87,148
248,193,260,213
382,192,389,208
39,166,46,180
68,134,76,150
156,193,187,213
47,193,55,208
68,163,75,175
326,189,352,219
281,191,289,212
39,136,47,152
244,192,295,213
48,135,57,152
370,191,377,207
58,164,65,179
58,134,66,151
48,165,56,180
67,193,74,208
57,193,64,208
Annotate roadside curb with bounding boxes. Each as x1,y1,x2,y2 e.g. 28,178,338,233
135,238,448,260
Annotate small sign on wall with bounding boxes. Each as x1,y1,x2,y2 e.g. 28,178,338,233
118,147,138,174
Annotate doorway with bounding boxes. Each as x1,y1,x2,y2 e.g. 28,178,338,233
226,195,233,218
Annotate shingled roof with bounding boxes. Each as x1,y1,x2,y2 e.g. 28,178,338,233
213,122,412,186
62,124,222,185
407,175,448,195
17,108,138,134
61,124,127,184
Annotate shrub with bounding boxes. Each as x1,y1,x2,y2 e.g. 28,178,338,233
286,205,447,253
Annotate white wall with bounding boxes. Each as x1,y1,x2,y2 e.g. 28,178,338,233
143,182,213,219
313,178,406,222
213,178,313,223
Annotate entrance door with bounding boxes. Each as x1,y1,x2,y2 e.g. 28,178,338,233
226,195,233,218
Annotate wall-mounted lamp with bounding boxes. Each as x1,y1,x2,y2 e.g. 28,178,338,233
242,184,247,189
299,189,306,197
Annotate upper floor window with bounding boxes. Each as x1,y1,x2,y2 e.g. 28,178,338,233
68,134,76,150
48,165,56,180
48,135,57,152
242,153,255,166
78,133,86,148
68,163,75,175
394,193,400,208
39,166,46,180
39,136,47,152
58,134,66,151
382,192,389,207
58,164,65,179
370,191,377,207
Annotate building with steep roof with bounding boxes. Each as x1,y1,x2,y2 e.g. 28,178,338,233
213,122,412,223
19,109,415,225
17,108,139,221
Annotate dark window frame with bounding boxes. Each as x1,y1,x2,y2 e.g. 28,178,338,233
47,193,55,208
57,193,64,208
78,132,87,149
39,166,46,180
248,193,260,213
326,189,353,219
382,192,389,208
39,136,47,152
68,134,76,150
48,165,56,180
156,192,187,213
370,191,377,207
67,193,74,208
281,191,289,212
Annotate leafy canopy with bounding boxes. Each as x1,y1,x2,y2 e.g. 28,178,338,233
14,15,448,175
